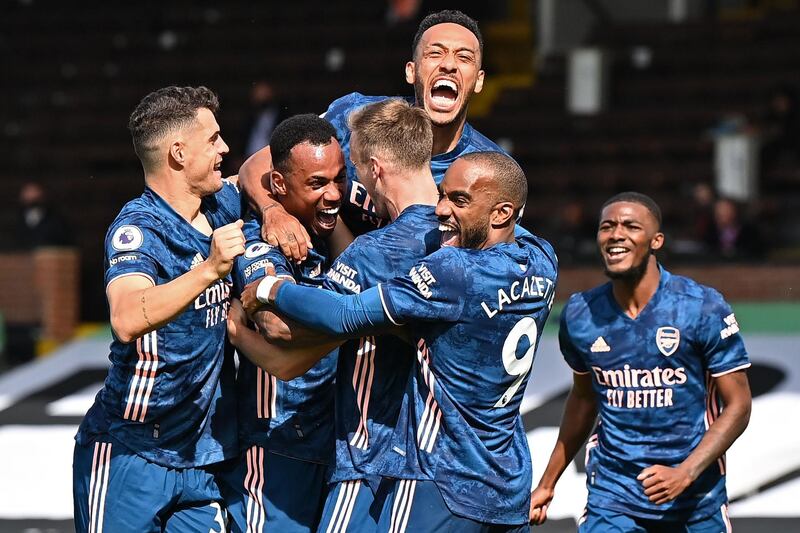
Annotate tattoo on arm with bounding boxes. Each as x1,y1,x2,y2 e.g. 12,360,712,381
141,289,152,328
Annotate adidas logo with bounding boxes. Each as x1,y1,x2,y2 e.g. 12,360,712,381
590,336,611,353
190,253,204,270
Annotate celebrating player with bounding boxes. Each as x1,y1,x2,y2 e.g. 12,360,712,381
217,114,346,533
238,9,504,257
241,151,557,531
529,192,752,531
73,86,244,532
230,97,440,532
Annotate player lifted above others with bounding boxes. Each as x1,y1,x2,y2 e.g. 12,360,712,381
529,192,751,532
230,98,441,532
238,9,505,258
240,151,557,531
218,114,345,533
74,86,244,532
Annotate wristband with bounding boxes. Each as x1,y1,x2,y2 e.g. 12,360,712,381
256,274,281,304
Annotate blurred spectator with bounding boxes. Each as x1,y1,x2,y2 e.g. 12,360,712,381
758,83,800,165
14,181,73,249
242,80,287,159
691,182,716,245
706,197,765,260
547,199,597,265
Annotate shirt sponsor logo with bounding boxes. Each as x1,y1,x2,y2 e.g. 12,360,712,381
592,364,688,409
656,326,680,357
326,261,361,293
111,225,143,251
720,313,740,340
244,242,272,259
109,254,137,267
409,264,437,299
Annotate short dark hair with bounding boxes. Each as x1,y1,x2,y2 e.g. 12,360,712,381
412,10,483,60
348,98,432,170
128,86,219,169
601,191,662,228
460,151,527,213
270,114,337,174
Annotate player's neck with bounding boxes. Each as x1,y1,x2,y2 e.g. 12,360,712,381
482,224,516,249
385,168,439,221
431,118,466,156
611,257,661,319
145,172,203,223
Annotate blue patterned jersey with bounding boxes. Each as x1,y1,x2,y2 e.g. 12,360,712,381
376,229,558,525
559,267,750,521
322,204,440,482
322,92,505,234
231,216,336,464
76,181,242,468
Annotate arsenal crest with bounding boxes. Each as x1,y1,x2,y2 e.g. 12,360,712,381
656,327,680,357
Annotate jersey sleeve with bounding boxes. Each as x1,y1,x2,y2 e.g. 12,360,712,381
377,248,466,326
697,288,750,377
322,236,370,295
232,219,293,294
104,217,166,288
558,298,590,374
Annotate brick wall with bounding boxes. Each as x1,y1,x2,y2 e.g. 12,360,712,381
0,248,80,342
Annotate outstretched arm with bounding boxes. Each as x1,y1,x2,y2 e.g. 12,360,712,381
637,370,751,505
530,372,598,526
238,146,311,261
228,299,341,380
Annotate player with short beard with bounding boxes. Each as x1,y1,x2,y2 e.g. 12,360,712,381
529,192,752,532
238,9,507,257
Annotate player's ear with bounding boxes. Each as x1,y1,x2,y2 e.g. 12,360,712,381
491,201,515,227
474,69,485,94
650,231,665,251
369,156,382,182
169,141,185,167
405,61,416,85
270,169,287,197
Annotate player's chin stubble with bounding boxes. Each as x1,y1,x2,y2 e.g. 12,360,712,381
603,249,651,283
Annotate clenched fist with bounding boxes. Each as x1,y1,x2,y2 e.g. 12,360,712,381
206,219,245,278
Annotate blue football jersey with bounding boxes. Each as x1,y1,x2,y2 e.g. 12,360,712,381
322,204,440,483
76,181,242,468
322,92,505,234
376,229,558,525
559,267,750,521
231,216,337,464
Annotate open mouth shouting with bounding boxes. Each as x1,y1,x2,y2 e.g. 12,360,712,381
439,220,459,247
213,159,222,176
315,205,340,232
428,77,460,114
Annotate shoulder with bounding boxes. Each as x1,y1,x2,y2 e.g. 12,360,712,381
323,93,389,121
662,270,708,303
563,284,609,320
462,123,506,154
106,199,163,243
518,228,558,273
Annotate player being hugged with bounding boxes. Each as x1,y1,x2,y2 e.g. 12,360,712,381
73,86,244,532
218,113,346,533
529,192,751,532
241,152,557,531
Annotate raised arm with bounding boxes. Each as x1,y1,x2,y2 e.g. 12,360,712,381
108,220,244,343
637,370,751,505
530,372,598,526
238,146,311,261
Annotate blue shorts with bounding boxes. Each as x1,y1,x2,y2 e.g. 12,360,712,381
376,479,528,533
579,503,733,533
73,435,226,533
217,445,328,533
317,476,393,533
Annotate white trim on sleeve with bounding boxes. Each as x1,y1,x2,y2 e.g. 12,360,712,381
378,284,403,326
106,272,156,291
711,362,752,378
